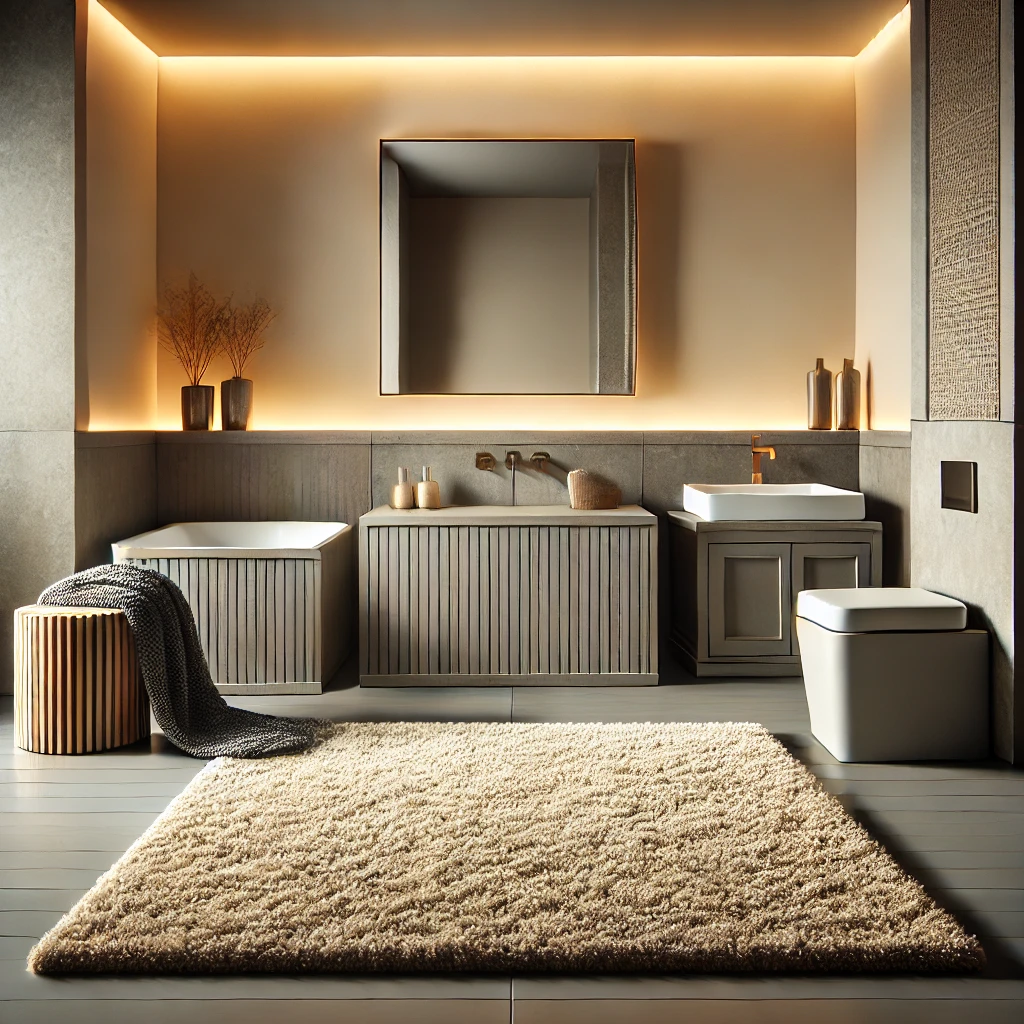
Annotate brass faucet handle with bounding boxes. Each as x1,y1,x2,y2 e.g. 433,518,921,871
476,452,496,471
530,451,550,471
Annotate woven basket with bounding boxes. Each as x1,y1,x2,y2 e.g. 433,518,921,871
567,469,622,510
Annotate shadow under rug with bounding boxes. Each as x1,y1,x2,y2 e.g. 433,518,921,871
29,722,983,975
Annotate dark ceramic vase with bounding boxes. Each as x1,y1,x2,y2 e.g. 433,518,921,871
221,377,253,430
181,385,215,431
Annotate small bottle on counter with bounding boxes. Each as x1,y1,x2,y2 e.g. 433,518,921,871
835,358,861,430
416,466,441,510
807,357,833,430
390,467,416,509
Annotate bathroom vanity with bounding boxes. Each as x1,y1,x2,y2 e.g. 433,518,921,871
668,511,882,676
359,505,657,685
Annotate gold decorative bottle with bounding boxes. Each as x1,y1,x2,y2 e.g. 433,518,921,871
835,358,861,430
807,358,833,430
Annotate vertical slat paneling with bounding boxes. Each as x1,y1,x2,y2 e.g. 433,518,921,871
489,526,500,675
537,527,549,673
449,526,461,673
457,527,469,673
13,607,150,754
359,519,656,681
419,527,431,675
468,527,480,674
388,527,401,674
577,527,590,673
438,527,450,673
406,527,418,674
518,526,530,674
428,527,440,674
639,526,650,672
367,527,379,675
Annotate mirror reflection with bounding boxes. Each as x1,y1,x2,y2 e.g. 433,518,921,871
380,140,636,396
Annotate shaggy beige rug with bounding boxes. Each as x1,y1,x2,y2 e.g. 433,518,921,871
29,722,983,975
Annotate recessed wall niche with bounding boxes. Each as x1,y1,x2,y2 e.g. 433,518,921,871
380,140,636,396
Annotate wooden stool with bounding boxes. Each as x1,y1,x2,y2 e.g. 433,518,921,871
14,606,150,754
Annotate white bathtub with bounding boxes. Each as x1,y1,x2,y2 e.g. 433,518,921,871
113,522,353,695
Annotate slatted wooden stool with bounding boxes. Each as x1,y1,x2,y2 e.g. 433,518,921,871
13,606,150,754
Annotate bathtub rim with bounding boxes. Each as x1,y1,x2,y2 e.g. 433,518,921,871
112,521,352,562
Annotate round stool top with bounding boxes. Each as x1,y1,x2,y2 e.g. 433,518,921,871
17,605,126,618
795,588,967,633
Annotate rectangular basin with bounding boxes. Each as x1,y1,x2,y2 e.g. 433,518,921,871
683,484,865,522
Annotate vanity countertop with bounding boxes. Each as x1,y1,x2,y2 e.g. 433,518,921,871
362,504,656,527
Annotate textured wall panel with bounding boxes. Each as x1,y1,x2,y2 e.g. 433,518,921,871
156,438,371,530
927,0,1000,420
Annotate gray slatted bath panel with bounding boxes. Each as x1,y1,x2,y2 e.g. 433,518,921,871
361,522,657,684
126,555,323,694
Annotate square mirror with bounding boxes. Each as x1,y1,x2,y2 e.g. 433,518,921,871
380,139,636,395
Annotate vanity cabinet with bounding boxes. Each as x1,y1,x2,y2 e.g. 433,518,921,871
668,511,881,676
359,505,658,685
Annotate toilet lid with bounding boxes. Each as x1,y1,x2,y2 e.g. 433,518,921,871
796,587,967,633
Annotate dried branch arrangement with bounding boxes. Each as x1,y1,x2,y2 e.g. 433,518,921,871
157,273,226,386
221,296,277,379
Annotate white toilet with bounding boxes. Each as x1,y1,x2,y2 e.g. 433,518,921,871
796,588,989,762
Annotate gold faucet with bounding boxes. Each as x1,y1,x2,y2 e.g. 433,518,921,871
750,434,776,484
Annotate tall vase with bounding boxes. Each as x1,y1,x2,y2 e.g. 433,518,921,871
221,377,253,430
181,385,214,431
807,358,833,430
835,358,861,430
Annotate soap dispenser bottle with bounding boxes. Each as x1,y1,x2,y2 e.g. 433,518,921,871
390,467,416,509
416,466,441,510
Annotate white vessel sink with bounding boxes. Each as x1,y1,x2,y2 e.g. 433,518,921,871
683,483,865,522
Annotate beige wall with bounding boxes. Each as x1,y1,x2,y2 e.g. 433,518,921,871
154,57,855,430
80,0,157,430
406,197,591,395
854,9,911,430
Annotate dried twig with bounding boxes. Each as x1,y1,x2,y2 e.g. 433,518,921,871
157,273,226,386
221,296,277,378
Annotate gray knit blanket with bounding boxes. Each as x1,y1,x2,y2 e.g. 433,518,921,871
39,563,323,759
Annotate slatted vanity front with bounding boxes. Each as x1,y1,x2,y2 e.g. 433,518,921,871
359,505,658,685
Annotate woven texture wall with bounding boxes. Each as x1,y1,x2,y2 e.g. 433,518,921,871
927,0,1000,420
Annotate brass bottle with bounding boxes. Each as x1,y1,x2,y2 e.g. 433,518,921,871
835,358,861,430
807,358,833,430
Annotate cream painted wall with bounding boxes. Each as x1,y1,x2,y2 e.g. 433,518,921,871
854,9,911,430
80,0,157,430
154,57,855,430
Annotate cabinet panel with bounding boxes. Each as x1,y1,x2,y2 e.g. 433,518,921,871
708,543,791,657
361,521,656,681
791,542,871,653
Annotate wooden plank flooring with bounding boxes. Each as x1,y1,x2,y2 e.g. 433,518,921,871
1,654,1022,1023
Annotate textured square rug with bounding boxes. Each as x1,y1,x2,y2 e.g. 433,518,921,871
29,722,983,975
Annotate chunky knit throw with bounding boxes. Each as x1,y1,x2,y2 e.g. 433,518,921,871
39,563,322,759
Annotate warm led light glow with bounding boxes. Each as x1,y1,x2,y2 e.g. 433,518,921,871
88,8,858,435
857,4,911,62
90,0,157,59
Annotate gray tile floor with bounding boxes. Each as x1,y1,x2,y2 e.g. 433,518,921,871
2,656,1023,1023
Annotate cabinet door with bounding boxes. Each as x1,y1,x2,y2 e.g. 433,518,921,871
791,542,871,653
708,543,792,657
